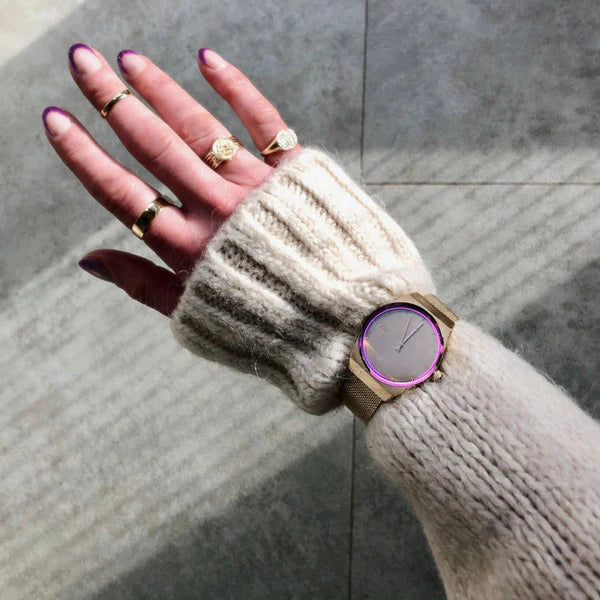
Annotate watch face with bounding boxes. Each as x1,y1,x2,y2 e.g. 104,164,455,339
359,304,443,387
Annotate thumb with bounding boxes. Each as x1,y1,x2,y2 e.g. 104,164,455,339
78,249,184,317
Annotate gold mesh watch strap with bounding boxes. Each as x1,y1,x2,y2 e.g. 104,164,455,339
339,292,457,425
339,372,383,424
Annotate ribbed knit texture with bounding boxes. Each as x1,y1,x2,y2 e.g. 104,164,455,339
171,148,435,414
170,147,600,598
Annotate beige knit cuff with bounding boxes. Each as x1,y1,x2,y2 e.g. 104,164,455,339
170,147,436,414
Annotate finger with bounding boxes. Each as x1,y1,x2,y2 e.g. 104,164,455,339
42,105,212,272
67,42,242,216
78,249,183,317
116,50,272,188
198,48,302,167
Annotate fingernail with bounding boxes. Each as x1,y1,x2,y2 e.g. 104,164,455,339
79,257,113,282
68,43,101,75
117,49,145,77
42,106,72,137
198,48,226,69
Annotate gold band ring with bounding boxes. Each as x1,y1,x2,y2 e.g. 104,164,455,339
260,128,298,156
204,135,244,170
132,195,171,239
100,89,133,118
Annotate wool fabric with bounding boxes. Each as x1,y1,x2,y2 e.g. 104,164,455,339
170,148,600,599
171,147,436,414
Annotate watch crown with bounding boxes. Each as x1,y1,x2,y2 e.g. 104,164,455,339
431,370,443,382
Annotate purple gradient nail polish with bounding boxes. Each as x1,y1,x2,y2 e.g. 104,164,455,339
198,48,209,65
117,49,136,75
68,42,94,75
78,257,113,282
42,106,69,137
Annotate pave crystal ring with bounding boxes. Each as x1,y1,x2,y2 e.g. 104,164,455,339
204,135,244,170
260,128,298,156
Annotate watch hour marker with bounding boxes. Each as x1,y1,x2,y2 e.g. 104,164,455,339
361,304,444,387
375,322,389,334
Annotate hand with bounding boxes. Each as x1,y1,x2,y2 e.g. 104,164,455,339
43,44,301,316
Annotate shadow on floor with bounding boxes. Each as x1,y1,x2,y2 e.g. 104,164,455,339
77,260,600,600
493,258,600,419
80,429,440,600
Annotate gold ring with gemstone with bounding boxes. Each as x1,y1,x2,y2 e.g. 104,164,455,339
260,128,298,156
100,89,133,118
204,135,244,170
132,195,171,239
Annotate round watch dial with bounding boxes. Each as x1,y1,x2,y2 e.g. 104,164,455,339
359,304,443,387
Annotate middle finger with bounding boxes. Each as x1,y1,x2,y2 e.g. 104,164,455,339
68,43,242,217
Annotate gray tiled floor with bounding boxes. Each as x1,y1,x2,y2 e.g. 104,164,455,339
2,1,600,599
363,0,600,184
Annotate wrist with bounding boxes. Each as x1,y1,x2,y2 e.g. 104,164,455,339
171,147,436,414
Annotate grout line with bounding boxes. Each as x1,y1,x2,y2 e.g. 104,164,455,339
351,4,367,593
365,181,600,186
359,0,369,179
348,415,356,600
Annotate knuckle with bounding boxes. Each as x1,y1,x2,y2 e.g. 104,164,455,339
61,134,88,165
220,67,250,103
87,71,120,108
109,178,143,215
145,208,195,269
142,125,177,169
177,109,220,152
217,66,285,135
247,103,282,131
90,175,139,219
147,70,172,91
127,276,152,307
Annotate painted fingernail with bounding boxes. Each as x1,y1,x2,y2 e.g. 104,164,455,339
68,42,101,75
78,257,113,282
42,106,72,137
198,48,226,69
117,49,145,77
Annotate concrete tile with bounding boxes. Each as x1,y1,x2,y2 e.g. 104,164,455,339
352,423,444,600
350,184,600,599
363,0,600,183
1,0,365,303
494,258,600,418
365,183,600,329
0,223,354,600
80,433,352,600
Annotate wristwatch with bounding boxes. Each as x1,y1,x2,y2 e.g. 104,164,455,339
339,292,458,423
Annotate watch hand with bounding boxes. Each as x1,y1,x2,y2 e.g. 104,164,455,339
396,322,424,352
395,315,412,352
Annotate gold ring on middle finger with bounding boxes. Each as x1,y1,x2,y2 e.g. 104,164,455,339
203,135,244,170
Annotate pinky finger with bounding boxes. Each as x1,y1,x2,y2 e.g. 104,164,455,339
79,249,183,317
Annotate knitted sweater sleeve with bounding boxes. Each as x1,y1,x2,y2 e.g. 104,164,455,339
170,147,600,600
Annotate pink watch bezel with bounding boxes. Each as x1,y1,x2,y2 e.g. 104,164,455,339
358,303,444,387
